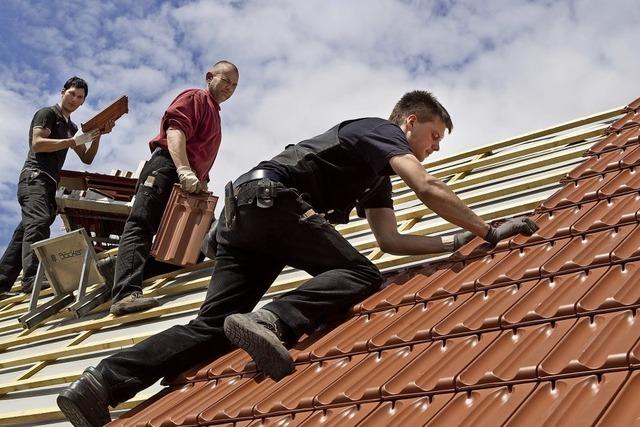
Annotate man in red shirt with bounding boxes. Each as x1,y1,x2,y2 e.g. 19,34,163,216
107,60,239,316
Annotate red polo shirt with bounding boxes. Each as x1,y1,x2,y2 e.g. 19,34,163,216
149,88,221,181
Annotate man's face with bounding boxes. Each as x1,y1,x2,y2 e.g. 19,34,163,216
404,115,446,162
60,86,86,113
206,66,239,104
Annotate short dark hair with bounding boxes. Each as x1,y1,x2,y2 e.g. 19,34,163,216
389,90,453,133
63,76,89,97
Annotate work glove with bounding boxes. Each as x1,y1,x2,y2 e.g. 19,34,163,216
485,217,539,245
453,230,476,251
452,217,539,251
73,128,99,146
177,166,200,193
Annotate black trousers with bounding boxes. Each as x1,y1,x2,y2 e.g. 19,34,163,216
111,150,180,302
0,170,57,292
97,182,383,406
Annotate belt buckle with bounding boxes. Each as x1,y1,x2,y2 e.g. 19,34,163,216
256,178,274,208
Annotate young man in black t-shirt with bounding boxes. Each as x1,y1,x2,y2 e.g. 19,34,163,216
0,77,113,298
58,90,537,427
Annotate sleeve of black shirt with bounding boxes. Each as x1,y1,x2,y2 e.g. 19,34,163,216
354,122,412,175
31,108,57,132
356,176,393,218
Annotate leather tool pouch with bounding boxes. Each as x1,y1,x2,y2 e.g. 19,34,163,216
224,181,237,227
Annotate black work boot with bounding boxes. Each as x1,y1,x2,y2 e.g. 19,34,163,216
110,291,159,316
96,256,116,288
224,309,294,381
57,367,111,427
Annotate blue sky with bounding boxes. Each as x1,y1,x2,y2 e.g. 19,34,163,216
0,0,639,253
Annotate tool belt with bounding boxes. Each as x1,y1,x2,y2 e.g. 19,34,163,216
224,169,286,227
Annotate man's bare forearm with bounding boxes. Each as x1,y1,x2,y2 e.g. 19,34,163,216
166,128,190,169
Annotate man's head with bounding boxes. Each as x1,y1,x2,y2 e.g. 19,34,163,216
390,90,453,162
59,76,89,114
206,60,239,104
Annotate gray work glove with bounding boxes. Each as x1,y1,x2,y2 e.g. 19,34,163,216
201,220,218,259
453,230,476,251
177,166,200,193
485,217,539,245
452,217,539,251
73,128,99,146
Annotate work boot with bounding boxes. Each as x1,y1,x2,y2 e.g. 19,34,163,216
224,309,294,381
0,291,19,301
109,291,159,316
57,366,111,427
96,256,116,288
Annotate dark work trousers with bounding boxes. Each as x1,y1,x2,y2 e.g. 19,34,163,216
0,170,57,292
111,149,179,302
96,181,383,406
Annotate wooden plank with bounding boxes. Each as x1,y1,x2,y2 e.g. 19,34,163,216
0,393,153,426
0,333,152,369
392,124,606,191
415,107,622,169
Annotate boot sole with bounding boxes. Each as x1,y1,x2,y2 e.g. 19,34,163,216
110,299,159,316
224,314,294,380
57,391,110,427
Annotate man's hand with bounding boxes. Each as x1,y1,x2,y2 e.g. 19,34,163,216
73,129,99,146
197,179,209,193
485,217,539,244
100,120,116,135
177,166,200,193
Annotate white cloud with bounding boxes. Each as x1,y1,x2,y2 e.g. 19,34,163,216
1,0,640,252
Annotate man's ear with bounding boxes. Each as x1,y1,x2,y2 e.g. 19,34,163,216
405,114,417,129
205,71,213,82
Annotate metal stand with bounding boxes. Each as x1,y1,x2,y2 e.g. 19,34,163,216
17,229,110,329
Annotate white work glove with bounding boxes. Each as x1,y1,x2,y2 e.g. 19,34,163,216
177,166,200,193
73,129,99,146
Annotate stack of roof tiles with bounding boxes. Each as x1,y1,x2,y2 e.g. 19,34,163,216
107,98,640,426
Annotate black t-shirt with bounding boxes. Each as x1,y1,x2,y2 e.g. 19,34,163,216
22,104,76,183
256,117,412,223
